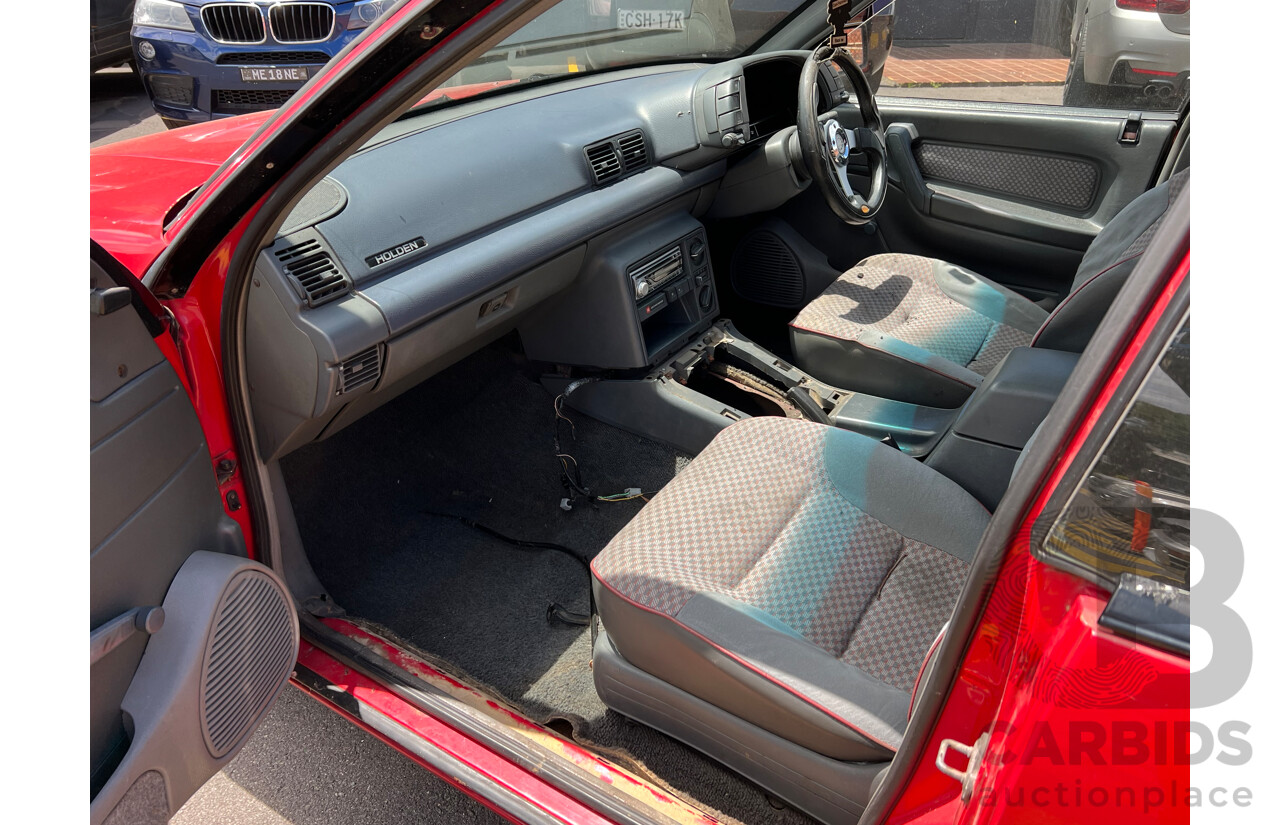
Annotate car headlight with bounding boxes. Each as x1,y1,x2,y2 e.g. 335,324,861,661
348,0,394,30
133,0,196,32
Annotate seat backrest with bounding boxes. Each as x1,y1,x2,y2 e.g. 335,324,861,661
1033,169,1190,352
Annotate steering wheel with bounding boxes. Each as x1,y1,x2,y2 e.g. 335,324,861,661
797,46,888,225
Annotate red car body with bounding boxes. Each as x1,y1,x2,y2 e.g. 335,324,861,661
89,1,1191,822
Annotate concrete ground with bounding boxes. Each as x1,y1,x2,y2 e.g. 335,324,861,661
883,85,1064,105
172,685,506,825
91,67,165,147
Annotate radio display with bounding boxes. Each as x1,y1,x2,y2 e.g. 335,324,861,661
629,246,684,300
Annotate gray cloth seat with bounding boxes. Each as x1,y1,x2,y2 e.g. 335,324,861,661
591,416,990,764
789,170,1190,407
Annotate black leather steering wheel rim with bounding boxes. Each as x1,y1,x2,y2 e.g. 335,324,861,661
797,46,888,225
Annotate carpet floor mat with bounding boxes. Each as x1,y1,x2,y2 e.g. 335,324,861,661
282,338,814,825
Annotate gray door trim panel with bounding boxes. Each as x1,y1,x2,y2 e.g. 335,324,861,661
875,99,1176,226
91,258,256,810
858,100,1175,297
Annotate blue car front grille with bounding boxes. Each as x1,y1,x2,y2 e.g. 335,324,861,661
201,3,267,44
216,51,330,65
268,3,335,43
213,88,296,111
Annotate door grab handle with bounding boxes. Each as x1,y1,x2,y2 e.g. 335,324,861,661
884,123,932,214
90,606,165,666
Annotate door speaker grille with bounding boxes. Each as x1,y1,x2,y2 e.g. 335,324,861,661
731,229,806,308
200,570,295,758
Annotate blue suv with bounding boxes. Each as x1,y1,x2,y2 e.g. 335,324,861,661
131,0,392,126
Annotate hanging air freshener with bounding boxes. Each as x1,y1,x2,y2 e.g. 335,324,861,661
827,0,852,48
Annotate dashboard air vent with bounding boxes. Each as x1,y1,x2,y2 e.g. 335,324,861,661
583,130,651,186
339,347,382,394
274,237,349,308
617,130,648,172
584,141,622,185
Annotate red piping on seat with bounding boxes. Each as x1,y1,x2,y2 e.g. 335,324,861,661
1031,252,1143,347
590,563,901,754
908,626,947,719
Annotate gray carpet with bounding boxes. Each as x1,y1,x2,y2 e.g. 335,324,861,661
282,338,813,825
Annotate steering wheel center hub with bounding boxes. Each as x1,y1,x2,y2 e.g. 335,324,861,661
825,120,852,166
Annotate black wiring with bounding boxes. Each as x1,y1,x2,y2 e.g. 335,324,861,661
553,377,602,508
423,511,595,628
423,511,590,570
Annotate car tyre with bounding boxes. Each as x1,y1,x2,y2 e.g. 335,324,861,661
1052,0,1075,56
1062,17,1103,107
1062,55,1097,106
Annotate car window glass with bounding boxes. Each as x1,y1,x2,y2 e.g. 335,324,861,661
877,0,1189,111
429,0,808,96
1041,316,1191,591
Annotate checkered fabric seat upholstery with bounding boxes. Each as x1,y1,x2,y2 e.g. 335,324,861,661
591,417,990,761
789,170,1190,407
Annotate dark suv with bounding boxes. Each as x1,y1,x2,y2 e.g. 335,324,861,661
131,0,390,126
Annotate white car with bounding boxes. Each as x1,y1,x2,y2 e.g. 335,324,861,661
1064,0,1190,107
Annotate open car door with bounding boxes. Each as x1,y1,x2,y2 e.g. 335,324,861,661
90,243,298,824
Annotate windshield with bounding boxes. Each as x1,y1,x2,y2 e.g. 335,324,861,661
417,0,812,109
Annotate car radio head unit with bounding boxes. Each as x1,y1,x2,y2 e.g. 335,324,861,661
629,246,684,301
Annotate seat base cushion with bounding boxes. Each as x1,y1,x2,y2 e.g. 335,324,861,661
790,254,1047,406
593,579,910,761
591,418,990,761
592,626,890,824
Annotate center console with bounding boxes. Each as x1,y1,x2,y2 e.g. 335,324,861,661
629,229,718,362
518,207,1079,514
548,319,1080,513
519,212,719,369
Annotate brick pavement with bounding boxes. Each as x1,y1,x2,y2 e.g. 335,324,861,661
884,42,1069,87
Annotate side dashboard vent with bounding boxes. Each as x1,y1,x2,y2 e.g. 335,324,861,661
200,570,295,758
338,346,382,394
583,129,650,186
584,141,622,185
618,130,649,172
274,237,350,307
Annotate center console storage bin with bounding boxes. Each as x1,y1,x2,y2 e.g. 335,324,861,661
925,347,1081,510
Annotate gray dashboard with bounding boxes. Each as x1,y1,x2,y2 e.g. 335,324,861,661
246,53,817,462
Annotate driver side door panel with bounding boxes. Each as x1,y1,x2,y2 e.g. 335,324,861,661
836,101,1177,301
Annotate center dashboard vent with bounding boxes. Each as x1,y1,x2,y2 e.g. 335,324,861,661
583,129,650,186
273,235,350,308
